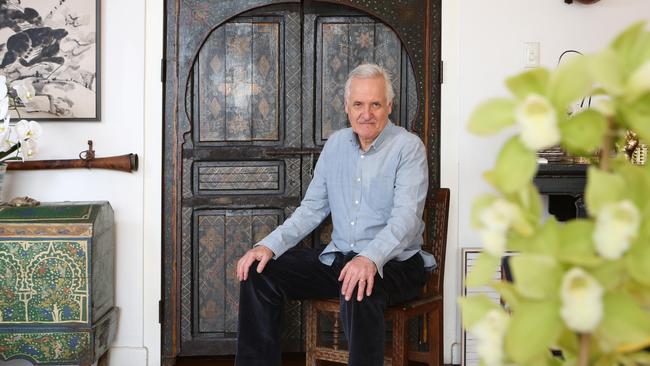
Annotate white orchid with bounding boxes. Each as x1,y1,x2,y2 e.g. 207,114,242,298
13,119,40,158
479,199,519,232
470,309,510,366
593,200,640,260
480,228,508,257
477,199,520,256
15,119,42,142
560,267,604,333
516,94,561,151
0,76,41,163
0,117,11,151
12,80,36,105
19,138,38,158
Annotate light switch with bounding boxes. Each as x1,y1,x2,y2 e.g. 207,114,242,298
524,42,540,68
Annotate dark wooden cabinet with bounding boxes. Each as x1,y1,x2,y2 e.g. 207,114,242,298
534,164,588,219
163,1,441,362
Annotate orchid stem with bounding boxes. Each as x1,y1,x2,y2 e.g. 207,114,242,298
11,101,21,119
578,333,591,366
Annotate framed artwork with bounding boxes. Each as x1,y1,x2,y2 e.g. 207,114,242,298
0,0,100,121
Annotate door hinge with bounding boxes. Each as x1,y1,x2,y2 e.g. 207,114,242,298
439,60,444,84
159,299,164,324
161,58,166,83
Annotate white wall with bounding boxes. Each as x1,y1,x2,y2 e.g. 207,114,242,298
446,0,650,363
3,1,650,366
1,0,150,364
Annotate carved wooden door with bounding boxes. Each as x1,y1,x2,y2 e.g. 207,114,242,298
163,1,440,362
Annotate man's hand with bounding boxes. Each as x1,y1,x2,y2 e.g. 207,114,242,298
236,245,274,281
338,256,377,301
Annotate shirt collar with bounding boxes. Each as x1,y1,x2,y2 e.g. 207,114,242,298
349,120,394,153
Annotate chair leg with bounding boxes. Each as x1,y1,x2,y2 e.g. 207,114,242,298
391,313,408,366
430,304,443,366
332,315,342,351
305,301,318,366
306,352,317,366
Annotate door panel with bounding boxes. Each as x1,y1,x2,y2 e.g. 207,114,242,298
194,210,281,335
223,23,253,142
181,7,304,355
319,21,348,138
194,210,280,334
194,159,300,196
312,15,417,145
197,26,227,142
195,17,287,145
195,213,226,334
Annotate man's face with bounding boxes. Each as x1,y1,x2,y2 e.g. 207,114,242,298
345,76,392,147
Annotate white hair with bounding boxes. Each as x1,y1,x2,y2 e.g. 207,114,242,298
344,63,395,104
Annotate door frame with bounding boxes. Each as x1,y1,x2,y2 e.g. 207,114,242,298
162,1,441,363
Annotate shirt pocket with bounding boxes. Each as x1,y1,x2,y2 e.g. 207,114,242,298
367,175,395,215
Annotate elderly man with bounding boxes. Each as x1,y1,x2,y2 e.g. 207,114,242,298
235,63,433,366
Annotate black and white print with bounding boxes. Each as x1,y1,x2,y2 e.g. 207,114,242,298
0,0,99,120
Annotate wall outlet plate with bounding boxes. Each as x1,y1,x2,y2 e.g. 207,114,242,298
524,42,540,68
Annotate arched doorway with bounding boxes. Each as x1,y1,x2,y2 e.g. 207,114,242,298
162,1,441,363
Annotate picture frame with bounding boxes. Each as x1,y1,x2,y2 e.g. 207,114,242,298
0,0,100,121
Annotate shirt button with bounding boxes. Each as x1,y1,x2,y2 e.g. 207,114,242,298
354,200,359,205
351,243,355,248
357,178,361,182
350,221,355,226
360,155,365,159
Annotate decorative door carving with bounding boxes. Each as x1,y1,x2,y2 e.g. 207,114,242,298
163,1,440,363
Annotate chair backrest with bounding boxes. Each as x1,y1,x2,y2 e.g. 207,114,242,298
422,188,450,296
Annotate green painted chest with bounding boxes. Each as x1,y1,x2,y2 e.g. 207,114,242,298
0,202,118,365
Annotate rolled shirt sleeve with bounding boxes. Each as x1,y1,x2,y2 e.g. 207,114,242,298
256,143,332,258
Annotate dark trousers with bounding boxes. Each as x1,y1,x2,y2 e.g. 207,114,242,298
235,247,426,366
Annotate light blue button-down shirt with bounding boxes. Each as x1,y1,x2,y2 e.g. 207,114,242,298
259,122,435,277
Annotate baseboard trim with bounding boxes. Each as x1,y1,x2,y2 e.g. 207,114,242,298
106,346,148,366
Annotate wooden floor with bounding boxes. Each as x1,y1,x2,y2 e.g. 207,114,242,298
176,353,312,366
176,354,425,366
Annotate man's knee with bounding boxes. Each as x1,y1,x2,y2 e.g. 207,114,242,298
242,262,266,285
240,261,284,302
339,289,387,312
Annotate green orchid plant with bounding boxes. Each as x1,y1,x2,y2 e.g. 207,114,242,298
460,22,650,366
0,75,41,163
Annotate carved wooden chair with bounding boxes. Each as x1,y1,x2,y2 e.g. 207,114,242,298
305,188,450,366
